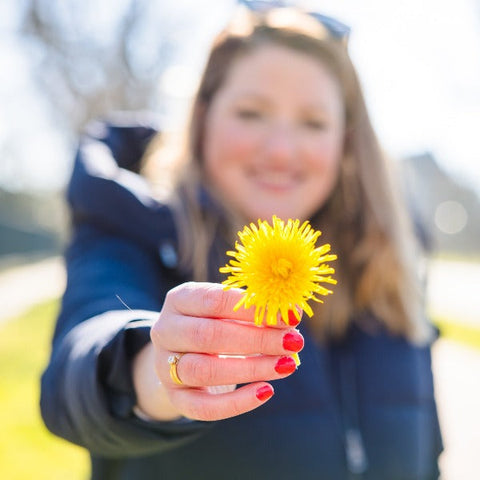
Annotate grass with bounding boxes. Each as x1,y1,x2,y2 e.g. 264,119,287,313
0,299,88,480
434,316,480,350
0,297,477,480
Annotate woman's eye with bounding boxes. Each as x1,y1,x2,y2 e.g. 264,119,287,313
303,118,327,130
236,108,263,120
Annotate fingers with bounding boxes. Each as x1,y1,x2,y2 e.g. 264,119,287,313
166,282,252,320
152,315,304,356
165,282,301,327
149,281,304,422
156,352,298,388
168,382,275,421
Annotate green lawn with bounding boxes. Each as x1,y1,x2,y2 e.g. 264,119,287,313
0,300,88,480
0,298,478,480
434,316,480,350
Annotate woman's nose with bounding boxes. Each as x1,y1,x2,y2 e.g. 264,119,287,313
263,123,297,165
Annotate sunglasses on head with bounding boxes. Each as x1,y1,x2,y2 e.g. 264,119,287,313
237,0,351,44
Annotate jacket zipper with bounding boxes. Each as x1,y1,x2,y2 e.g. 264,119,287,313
339,346,369,478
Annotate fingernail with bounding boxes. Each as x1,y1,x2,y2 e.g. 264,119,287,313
275,356,297,374
283,331,304,352
256,385,274,402
287,309,300,326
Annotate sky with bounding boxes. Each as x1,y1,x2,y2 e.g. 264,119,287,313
1,0,479,194
317,0,480,192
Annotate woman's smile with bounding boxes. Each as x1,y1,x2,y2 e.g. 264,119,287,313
249,169,301,193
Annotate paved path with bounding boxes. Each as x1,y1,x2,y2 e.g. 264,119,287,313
427,259,480,326
432,340,480,479
1,257,479,479
0,256,65,322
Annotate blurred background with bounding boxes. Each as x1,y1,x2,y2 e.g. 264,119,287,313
0,0,479,479
1,0,480,263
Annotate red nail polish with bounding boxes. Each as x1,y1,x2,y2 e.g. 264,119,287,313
275,356,297,374
256,385,274,402
287,309,300,326
283,331,304,352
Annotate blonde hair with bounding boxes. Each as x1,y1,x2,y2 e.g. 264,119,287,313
144,8,431,343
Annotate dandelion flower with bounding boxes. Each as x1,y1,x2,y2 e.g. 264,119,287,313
220,216,337,327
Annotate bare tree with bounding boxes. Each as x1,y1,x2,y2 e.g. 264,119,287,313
17,0,189,133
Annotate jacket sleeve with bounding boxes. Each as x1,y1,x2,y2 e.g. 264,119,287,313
40,224,213,458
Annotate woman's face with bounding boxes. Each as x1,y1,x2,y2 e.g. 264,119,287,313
202,44,345,222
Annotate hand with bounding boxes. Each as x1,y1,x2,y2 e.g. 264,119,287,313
133,282,303,422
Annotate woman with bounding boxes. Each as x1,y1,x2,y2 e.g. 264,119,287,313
41,6,443,479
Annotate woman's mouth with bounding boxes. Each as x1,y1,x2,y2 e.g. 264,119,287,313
253,172,299,192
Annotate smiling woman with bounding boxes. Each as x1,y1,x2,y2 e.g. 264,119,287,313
40,4,443,480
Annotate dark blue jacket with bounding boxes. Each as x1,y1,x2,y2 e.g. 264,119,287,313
40,118,443,480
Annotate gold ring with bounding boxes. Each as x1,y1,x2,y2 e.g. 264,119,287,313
168,353,184,385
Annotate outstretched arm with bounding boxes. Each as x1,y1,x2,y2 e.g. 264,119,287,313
40,228,213,458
